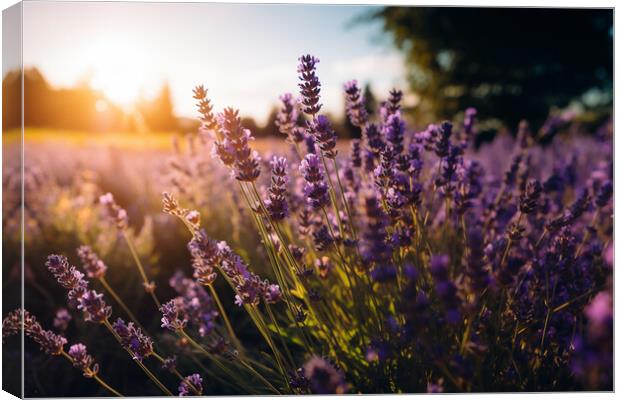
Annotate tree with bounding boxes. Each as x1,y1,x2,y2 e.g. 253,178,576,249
371,7,613,129
137,82,178,132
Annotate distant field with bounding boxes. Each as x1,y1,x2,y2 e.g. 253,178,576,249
3,128,351,154
4,128,181,150
2,128,319,155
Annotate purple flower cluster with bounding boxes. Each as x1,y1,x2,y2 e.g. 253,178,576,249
76,245,107,279
300,154,329,210
178,373,203,396
169,271,219,337
68,343,99,377
303,356,348,394
218,242,282,306
3,309,67,355
344,80,368,128
265,156,290,221
99,193,128,230
78,290,112,323
159,300,188,332
213,107,261,182
53,308,72,332
297,54,322,116
46,254,89,303
112,318,154,361
275,93,302,143
188,229,220,286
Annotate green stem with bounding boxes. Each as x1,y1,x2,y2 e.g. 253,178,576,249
102,320,173,396
60,351,123,397
121,231,161,309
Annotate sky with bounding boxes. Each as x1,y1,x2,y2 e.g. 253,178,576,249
21,1,408,124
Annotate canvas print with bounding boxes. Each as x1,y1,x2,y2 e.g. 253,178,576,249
1,2,613,396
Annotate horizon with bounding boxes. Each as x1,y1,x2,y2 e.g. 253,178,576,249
19,1,409,125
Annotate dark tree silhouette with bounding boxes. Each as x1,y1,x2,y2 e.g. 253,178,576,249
372,7,613,128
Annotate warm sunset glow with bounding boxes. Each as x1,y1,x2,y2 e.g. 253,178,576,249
85,36,147,108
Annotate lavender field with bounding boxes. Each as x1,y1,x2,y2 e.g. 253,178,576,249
2,53,613,395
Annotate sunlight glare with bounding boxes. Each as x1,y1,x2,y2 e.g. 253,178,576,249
85,36,146,109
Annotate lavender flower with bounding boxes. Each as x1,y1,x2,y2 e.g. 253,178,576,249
78,290,112,323
68,343,99,377
463,107,477,137
169,272,219,337
215,107,261,182
300,154,329,209
312,224,334,252
297,54,322,116
160,300,188,331
275,93,300,140
112,318,154,361
76,245,107,279
179,373,203,396
361,191,391,265
3,309,67,355
188,229,220,286
46,254,88,303
193,85,218,132
594,180,612,208
519,180,542,214
99,193,128,230
265,156,290,221
303,356,348,394
384,88,403,118
383,113,405,154
365,123,385,156
53,308,72,332
217,242,281,306
162,356,177,372
350,139,362,169
344,80,368,128
434,121,453,157
308,115,338,158
429,255,461,324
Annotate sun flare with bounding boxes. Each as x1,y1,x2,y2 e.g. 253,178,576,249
85,36,146,108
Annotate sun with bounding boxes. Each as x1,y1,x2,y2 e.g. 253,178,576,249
84,36,146,108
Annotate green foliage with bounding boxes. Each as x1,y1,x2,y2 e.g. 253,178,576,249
372,7,613,128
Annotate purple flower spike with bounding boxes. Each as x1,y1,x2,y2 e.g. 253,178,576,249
76,245,107,279
53,308,72,332
383,113,405,155
303,356,348,394
308,115,338,158
68,343,99,377
344,80,368,128
3,309,67,355
215,107,261,182
595,180,612,208
519,180,542,214
112,318,154,361
46,254,89,303
179,373,203,396
188,229,220,286
169,272,218,337
300,154,329,210
275,93,300,141
160,300,188,331
463,107,477,135
99,193,129,230
78,290,112,323
265,156,290,221
297,54,322,116
193,85,218,132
